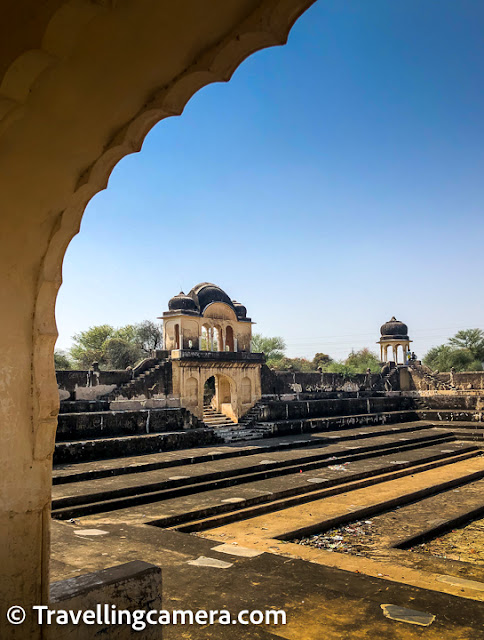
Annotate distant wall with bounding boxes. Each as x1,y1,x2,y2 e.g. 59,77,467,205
407,367,484,391
261,366,383,395
255,395,414,422
56,370,131,400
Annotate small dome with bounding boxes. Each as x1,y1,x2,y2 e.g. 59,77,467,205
380,316,409,339
168,291,198,312
232,300,247,319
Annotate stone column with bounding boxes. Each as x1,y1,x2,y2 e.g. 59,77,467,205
0,254,55,640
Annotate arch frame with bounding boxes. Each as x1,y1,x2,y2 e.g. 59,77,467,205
0,1,316,624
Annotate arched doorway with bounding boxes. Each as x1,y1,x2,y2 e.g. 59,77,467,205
203,373,236,422
203,375,216,409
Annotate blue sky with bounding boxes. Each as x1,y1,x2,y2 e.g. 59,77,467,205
56,0,484,360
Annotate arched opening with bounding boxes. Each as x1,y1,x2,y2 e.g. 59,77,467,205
201,325,210,351
5,0,477,628
174,324,180,350
214,325,223,352
225,325,235,352
203,376,216,409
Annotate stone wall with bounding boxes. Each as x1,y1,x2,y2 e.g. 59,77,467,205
57,370,131,401
54,428,221,465
255,395,414,423
56,407,201,442
406,367,484,391
261,366,383,395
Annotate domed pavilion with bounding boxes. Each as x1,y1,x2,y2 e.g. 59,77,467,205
160,283,262,423
377,317,412,364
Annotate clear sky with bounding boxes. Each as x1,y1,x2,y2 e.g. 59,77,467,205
56,0,484,361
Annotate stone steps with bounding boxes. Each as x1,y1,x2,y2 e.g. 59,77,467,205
52,421,436,485
59,400,111,414
203,406,235,428
170,452,484,534
51,430,471,519
102,360,168,402
75,443,481,530
54,427,221,465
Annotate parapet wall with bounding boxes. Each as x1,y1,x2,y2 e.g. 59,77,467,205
406,367,484,391
56,407,201,442
256,395,414,422
57,370,131,401
261,366,383,395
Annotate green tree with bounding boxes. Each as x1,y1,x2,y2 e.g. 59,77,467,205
312,352,333,369
448,329,484,361
314,348,380,375
268,356,314,371
345,348,381,373
320,361,357,376
54,350,72,370
70,324,115,368
423,344,454,371
423,328,484,372
251,334,286,361
103,337,144,369
134,320,163,353
423,344,482,372
69,320,164,369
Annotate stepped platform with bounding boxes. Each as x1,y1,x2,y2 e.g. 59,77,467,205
52,424,478,521
52,421,445,484
51,402,484,639
54,428,221,465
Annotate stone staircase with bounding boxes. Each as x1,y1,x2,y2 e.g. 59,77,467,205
202,405,236,428
203,402,273,443
410,364,455,391
377,366,400,391
101,360,168,402
238,402,263,427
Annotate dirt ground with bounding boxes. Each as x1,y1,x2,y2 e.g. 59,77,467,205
294,516,484,566
412,516,484,565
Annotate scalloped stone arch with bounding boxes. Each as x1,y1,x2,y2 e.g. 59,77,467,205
0,0,315,633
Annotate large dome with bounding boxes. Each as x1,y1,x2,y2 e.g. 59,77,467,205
168,291,198,312
187,282,235,314
380,316,409,339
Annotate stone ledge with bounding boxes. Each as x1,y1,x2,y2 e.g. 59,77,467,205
47,561,162,639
